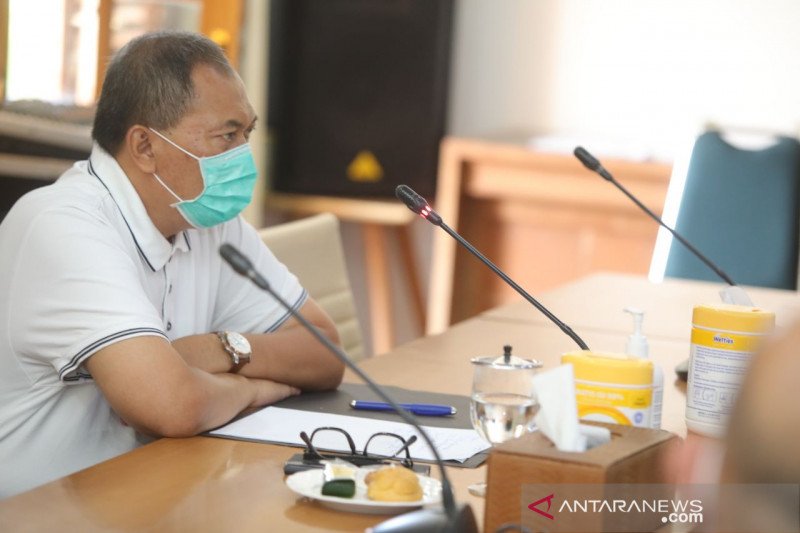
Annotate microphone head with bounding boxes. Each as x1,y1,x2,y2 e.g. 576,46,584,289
219,243,254,277
395,184,428,215
574,146,613,181
573,146,601,171
395,184,443,226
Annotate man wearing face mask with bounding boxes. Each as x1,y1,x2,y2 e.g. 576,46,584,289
0,31,344,498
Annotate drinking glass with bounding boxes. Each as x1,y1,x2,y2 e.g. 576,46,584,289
468,345,542,496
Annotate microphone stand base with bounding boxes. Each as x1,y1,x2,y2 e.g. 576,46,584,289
368,504,478,533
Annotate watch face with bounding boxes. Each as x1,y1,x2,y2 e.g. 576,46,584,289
227,332,251,355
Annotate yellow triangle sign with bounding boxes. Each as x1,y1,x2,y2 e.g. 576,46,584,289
346,150,384,182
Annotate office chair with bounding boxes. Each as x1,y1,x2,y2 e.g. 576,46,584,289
258,213,365,360
664,130,800,290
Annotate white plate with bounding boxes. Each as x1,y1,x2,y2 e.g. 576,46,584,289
285,467,442,515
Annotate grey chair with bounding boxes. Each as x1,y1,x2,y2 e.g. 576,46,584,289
664,130,800,290
258,213,365,360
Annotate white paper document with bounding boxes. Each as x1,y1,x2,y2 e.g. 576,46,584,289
209,406,490,463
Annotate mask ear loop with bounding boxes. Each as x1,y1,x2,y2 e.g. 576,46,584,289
148,128,202,206
152,172,184,206
149,128,200,160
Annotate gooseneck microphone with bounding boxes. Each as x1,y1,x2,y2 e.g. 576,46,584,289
395,184,590,351
573,146,737,287
396,184,443,225
219,244,477,533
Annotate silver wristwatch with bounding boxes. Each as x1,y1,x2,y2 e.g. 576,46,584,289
216,331,252,373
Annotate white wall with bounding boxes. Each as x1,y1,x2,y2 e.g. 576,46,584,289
449,0,800,159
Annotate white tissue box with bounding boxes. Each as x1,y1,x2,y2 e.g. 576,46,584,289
484,421,679,533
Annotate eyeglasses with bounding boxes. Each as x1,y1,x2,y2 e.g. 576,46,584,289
300,426,418,469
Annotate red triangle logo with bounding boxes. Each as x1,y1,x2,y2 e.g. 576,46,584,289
528,493,555,520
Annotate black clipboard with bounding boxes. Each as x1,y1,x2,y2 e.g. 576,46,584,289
209,383,488,469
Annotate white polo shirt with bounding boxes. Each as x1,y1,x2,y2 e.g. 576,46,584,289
0,144,307,497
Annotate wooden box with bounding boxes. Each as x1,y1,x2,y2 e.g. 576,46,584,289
484,422,680,532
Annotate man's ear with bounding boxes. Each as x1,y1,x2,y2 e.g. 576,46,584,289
125,125,156,173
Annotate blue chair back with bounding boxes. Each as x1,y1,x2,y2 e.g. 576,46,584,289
664,131,800,290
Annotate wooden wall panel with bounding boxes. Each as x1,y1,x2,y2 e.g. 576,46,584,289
430,137,673,330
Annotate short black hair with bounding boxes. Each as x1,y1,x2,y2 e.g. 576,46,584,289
92,31,234,155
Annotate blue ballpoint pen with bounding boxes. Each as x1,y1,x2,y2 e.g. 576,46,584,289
349,400,457,417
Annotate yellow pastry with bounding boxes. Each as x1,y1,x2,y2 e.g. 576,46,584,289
365,466,423,502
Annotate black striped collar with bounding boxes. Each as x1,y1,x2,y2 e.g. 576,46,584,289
87,144,190,272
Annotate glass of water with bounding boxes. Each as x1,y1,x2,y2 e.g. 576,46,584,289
468,345,542,496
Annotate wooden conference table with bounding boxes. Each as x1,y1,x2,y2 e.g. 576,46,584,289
1,273,799,532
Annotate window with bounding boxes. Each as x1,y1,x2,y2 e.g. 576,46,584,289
3,0,204,108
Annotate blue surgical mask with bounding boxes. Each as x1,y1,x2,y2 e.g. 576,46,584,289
150,128,257,229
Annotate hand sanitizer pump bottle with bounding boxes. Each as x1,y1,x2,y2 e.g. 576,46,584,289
624,307,663,429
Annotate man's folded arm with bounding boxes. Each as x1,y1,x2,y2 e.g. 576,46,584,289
171,298,345,392
84,335,300,438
